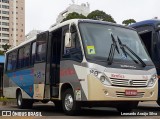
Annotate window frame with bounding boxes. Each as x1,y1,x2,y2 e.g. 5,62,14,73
6,53,12,72
23,44,31,67
5,41,36,72
62,24,83,62
35,32,49,63
30,41,36,66
6,50,18,72
17,46,24,69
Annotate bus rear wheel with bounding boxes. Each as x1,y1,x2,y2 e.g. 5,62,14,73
16,91,33,109
62,89,81,115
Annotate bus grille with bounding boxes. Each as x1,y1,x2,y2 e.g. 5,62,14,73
110,78,148,87
116,91,145,98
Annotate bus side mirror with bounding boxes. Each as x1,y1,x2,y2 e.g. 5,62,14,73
65,33,72,48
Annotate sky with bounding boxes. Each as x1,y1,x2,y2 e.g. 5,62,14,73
25,0,159,34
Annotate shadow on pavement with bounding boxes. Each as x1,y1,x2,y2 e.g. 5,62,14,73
7,103,160,116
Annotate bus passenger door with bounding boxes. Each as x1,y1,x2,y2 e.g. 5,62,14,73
50,28,62,98
33,31,49,100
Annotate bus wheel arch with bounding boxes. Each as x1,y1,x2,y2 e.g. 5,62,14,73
16,88,33,109
61,83,81,115
16,88,24,109
61,83,73,98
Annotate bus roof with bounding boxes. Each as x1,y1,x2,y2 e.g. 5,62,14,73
49,19,135,32
130,19,160,28
6,36,36,54
7,19,135,53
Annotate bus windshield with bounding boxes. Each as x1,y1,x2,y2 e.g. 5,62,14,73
79,23,152,64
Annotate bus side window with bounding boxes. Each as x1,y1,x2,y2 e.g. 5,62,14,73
36,41,46,62
31,42,36,65
7,53,12,71
63,27,82,61
7,51,17,71
24,44,30,67
12,51,17,70
18,47,24,69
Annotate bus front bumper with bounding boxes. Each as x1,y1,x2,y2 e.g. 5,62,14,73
87,75,158,101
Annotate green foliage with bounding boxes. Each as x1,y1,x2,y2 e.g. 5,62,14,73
122,19,136,26
62,10,116,23
2,44,11,52
63,12,87,22
87,10,116,23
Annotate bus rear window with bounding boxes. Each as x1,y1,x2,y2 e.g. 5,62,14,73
7,53,12,71
6,51,17,71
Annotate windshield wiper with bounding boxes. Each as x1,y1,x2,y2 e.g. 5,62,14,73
117,37,146,67
107,34,120,65
117,37,139,64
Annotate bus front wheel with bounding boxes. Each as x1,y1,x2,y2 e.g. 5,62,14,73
62,89,81,115
16,91,33,109
116,101,138,113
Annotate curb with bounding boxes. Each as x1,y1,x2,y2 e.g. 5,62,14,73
0,101,5,106
0,100,16,106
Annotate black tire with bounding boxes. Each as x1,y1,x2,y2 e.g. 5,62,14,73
156,99,160,106
62,89,81,115
116,101,138,113
16,91,33,109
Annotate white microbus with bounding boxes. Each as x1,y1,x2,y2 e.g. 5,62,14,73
3,19,158,115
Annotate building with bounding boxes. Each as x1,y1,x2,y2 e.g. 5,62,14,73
0,0,25,51
56,3,90,24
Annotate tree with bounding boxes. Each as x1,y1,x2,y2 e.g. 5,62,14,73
2,44,11,52
122,19,136,26
63,12,87,22
87,10,116,23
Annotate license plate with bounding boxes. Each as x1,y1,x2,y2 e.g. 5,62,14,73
125,90,137,96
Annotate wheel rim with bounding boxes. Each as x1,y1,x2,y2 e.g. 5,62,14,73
64,94,73,111
18,93,22,106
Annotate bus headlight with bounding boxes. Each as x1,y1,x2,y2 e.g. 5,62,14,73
100,75,111,86
100,76,106,83
148,75,157,87
90,69,111,86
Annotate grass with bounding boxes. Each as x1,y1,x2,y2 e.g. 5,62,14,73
0,97,8,102
0,97,16,102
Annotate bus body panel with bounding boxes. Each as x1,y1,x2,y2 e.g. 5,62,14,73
87,75,158,101
33,63,46,100
64,62,158,101
60,60,88,101
3,67,34,99
3,87,32,99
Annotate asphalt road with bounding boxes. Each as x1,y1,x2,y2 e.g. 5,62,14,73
0,101,160,119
